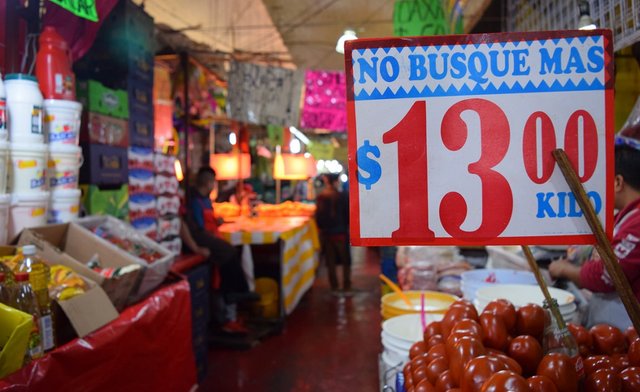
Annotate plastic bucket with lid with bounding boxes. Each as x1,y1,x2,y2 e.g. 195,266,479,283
4,74,44,143
0,141,9,193
8,192,48,241
0,194,10,245
47,144,82,190
48,189,80,224
9,143,47,193
43,99,82,145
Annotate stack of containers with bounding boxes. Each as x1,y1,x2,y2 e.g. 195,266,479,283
128,147,157,239
37,28,84,226
155,153,181,254
4,73,48,242
78,80,130,221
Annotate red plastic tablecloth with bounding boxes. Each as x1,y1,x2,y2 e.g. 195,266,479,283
0,279,197,392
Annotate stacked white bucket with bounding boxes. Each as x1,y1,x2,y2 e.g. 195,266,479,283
0,73,83,245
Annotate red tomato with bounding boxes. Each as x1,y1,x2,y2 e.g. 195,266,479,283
442,305,479,337
460,355,508,392
579,344,592,357
590,324,627,355
448,336,486,387
492,353,523,375
411,341,429,359
425,321,443,342
628,339,640,367
479,370,529,392
426,343,449,363
527,375,559,392
404,362,413,383
584,368,621,392
451,318,484,339
479,313,509,351
483,299,517,334
412,363,429,384
516,303,545,339
446,333,469,358
619,366,640,392
508,335,544,376
426,357,449,385
415,378,437,392
625,326,639,346
583,355,615,375
435,370,455,392
427,334,445,349
567,323,593,349
411,354,431,369
537,353,579,392
610,354,630,372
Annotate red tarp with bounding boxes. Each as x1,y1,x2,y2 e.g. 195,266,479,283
0,279,197,392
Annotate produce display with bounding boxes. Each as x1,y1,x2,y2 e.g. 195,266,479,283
214,201,316,220
402,298,640,392
48,265,87,301
91,222,164,263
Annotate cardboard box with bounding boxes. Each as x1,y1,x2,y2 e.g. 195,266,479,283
76,216,175,301
0,246,118,339
16,225,142,311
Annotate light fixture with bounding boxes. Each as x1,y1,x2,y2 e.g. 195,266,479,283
210,152,251,180
289,126,310,145
336,29,357,54
578,1,597,30
289,138,302,154
229,132,237,145
174,159,184,182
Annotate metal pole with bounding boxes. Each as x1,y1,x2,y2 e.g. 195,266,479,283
181,52,190,193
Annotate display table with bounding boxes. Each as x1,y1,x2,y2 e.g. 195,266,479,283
218,216,320,315
0,279,197,392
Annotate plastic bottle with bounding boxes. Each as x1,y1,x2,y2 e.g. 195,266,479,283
35,26,76,100
14,245,54,351
13,272,43,362
0,272,10,305
542,298,584,379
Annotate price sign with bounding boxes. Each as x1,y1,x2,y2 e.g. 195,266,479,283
345,31,614,246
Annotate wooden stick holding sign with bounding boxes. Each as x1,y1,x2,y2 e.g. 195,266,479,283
553,148,640,332
522,245,567,330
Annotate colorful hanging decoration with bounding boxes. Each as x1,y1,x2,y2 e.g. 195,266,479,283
300,70,347,131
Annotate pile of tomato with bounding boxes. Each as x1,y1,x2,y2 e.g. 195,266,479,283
403,298,640,391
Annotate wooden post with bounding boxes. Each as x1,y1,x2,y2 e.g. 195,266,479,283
553,148,640,332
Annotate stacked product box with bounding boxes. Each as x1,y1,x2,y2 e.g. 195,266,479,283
129,147,157,240
155,153,181,254
77,79,130,221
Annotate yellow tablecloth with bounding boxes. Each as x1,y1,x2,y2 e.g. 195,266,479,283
218,216,320,315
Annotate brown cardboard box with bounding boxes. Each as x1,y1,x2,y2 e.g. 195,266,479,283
16,224,142,311
0,246,118,338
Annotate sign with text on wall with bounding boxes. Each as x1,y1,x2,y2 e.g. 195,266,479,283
345,31,614,246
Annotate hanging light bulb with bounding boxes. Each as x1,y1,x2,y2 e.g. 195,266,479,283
289,138,302,154
578,1,597,30
336,29,357,54
229,132,237,145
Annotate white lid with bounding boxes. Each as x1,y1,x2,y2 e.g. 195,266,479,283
22,245,36,256
11,191,50,204
43,99,82,110
48,144,82,154
0,194,10,204
51,189,81,198
10,142,48,152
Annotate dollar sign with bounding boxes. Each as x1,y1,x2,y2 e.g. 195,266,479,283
357,140,382,190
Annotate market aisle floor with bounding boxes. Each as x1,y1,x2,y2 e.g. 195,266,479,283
201,247,382,391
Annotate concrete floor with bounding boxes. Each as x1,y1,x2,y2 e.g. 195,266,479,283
201,247,382,391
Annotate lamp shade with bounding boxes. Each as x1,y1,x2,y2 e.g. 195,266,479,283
274,153,316,180
210,153,251,180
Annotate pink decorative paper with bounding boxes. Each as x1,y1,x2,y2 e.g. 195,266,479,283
301,70,347,131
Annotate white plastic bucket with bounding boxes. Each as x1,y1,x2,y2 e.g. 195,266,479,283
9,143,47,193
8,192,48,241
48,189,80,224
0,141,9,194
0,194,10,245
4,74,44,143
43,99,82,145
48,144,82,190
